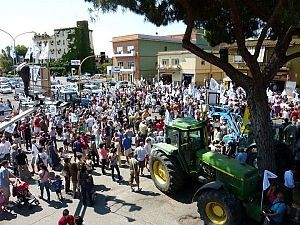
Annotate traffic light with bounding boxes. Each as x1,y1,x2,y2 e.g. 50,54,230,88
219,48,228,62
100,52,105,63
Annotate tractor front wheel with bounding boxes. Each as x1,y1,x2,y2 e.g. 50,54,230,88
149,150,184,194
197,190,243,225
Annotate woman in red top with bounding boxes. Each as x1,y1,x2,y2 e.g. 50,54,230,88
98,143,108,175
79,134,89,157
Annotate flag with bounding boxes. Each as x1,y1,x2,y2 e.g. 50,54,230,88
25,43,34,60
263,170,277,191
32,44,41,59
10,46,16,59
209,77,219,91
39,42,49,60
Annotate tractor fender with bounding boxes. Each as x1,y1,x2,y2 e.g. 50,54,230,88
192,181,224,202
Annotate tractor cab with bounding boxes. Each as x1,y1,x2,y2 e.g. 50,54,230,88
165,118,207,172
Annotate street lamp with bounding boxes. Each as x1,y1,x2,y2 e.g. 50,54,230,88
78,55,97,98
0,29,36,68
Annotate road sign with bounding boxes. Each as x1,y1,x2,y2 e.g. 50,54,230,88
113,66,120,73
71,60,81,66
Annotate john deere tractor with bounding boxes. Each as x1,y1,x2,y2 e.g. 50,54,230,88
149,117,262,225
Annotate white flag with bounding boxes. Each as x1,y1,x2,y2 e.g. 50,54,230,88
263,170,277,191
25,42,34,60
32,44,40,59
209,78,219,91
10,46,16,59
39,42,49,60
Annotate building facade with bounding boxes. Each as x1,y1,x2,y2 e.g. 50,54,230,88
226,38,300,89
32,21,94,62
112,34,189,82
157,50,224,86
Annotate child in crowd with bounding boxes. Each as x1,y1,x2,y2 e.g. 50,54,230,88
53,175,63,201
85,154,94,174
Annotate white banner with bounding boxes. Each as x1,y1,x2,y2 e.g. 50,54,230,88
5,123,17,134
39,42,49,60
263,170,277,191
49,105,56,115
70,113,78,123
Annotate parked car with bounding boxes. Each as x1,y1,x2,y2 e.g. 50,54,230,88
14,92,26,101
66,76,79,82
82,84,102,95
63,83,78,91
8,80,20,89
0,84,13,94
116,81,131,89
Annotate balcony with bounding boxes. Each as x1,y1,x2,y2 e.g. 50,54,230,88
114,50,135,57
158,65,181,72
120,67,136,73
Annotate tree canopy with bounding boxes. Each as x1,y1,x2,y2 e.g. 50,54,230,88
15,45,28,58
0,46,13,72
85,0,300,172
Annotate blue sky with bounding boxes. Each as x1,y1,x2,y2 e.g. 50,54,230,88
0,0,186,56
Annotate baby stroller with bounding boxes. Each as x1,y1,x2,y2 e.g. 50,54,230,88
12,179,40,207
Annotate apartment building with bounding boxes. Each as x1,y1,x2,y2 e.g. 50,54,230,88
32,21,94,62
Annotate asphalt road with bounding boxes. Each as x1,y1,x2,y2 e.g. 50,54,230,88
0,79,203,225
0,155,202,225
0,77,258,225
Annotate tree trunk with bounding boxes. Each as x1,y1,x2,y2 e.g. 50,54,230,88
247,82,276,173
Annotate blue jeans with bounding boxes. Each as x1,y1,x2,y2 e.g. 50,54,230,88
40,181,51,201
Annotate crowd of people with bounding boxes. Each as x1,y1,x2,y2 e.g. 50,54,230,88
0,79,300,224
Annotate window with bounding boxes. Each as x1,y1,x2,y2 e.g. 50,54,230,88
57,40,61,46
172,58,179,65
233,55,244,63
164,46,168,51
63,40,65,45
166,128,179,147
127,45,134,53
128,61,135,68
162,59,169,66
50,40,54,46
117,61,124,68
201,60,205,65
116,47,123,54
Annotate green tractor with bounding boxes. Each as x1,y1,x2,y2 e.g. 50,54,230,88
149,117,262,225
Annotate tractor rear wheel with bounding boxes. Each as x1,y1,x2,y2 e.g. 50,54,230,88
197,190,243,225
149,150,184,194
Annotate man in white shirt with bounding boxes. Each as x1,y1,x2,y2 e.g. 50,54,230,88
86,115,95,133
284,169,295,206
0,139,6,161
0,138,10,161
135,142,148,176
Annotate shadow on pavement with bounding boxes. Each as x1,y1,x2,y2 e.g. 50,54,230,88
93,194,142,222
137,190,160,197
168,180,200,204
48,198,73,209
94,184,111,192
0,211,17,221
11,204,43,217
